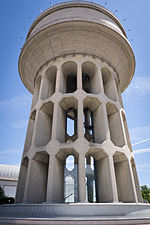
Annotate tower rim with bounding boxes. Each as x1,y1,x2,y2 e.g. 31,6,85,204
26,0,127,40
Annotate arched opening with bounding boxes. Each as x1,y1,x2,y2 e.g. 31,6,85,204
24,110,36,152
15,157,29,203
101,67,117,101
85,155,96,203
61,61,77,93
82,62,100,94
32,76,42,107
106,103,125,147
64,155,77,203
26,151,49,203
84,108,95,143
66,108,77,143
41,66,57,99
67,74,77,93
82,73,91,93
113,152,136,203
57,97,78,143
83,97,105,144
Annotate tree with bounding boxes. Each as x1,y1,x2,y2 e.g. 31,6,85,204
141,185,150,203
0,186,14,204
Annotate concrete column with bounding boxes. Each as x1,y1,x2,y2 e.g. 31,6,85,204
39,74,45,99
31,110,39,145
46,155,64,202
78,153,86,202
128,159,138,203
119,111,128,148
94,67,104,94
51,103,59,140
108,154,118,202
77,62,82,90
15,158,29,203
102,103,110,140
112,78,118,101
131,159,143,202
23,159,32,203
55,66,61,92
78,100,84,138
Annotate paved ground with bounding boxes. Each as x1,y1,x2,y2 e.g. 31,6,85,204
0,217,150,225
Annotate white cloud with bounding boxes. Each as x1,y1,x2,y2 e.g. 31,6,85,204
133,148,150,154
129,126,150,144
125,76,150,96
0,94,32,110
10,120,28,129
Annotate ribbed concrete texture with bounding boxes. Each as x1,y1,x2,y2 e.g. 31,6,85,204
1,0,150,224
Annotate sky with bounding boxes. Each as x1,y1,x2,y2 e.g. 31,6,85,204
0,0,150,187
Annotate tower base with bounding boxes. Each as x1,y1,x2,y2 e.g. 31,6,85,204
0,203,150,224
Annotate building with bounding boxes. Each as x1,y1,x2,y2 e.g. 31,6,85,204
0,164,19,198
1,1,150,224
16,0,142,204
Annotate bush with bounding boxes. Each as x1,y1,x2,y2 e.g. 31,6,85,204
0,186,15,204
141,185,150,203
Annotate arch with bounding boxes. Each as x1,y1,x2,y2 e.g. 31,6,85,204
41,66,57,99
57,149,79,203
82,61,100,94
58,97,78,143
61,61,77,93
85,155,96,203
101,67,117,101
64,155,78,203
32,76,42,107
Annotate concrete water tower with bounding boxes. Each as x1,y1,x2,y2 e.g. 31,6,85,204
1,1,150,223
15,0,143,205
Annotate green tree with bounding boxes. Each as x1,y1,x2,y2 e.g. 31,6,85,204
141,185,150,203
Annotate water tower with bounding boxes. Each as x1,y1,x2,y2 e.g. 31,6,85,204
1,2,150,223
15,0,142,205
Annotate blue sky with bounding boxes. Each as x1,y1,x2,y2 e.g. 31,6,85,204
0,0,150,187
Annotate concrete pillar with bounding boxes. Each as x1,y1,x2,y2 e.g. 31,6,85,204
15,158,29,203
108,154,118,202
128,159,138,203
131,159,143,202
96,155,115,203
102,103,111,140
91,66,104,94
51,103,58,140
78,153,86,202
114,157,137,203
46,155,64,202
78,100,84,139
39,74,46,99
55,66,61,92
23,159,32,203
77,62,82,90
